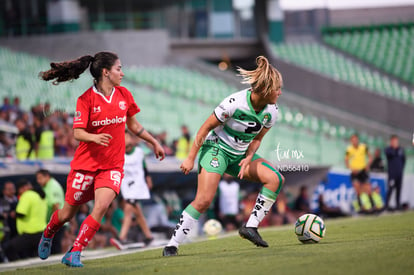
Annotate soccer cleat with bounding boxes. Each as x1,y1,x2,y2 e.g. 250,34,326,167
61,248,84,267
38,233,53,260
162,246,178,256
144,237,154,246
239,226,269,247
110,238,126,250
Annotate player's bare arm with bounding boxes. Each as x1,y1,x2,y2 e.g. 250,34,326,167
181,113,222,175
73,128,112,146
238,127,269,179
126,116,165,160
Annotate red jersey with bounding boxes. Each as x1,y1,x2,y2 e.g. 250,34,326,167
71,86,140,171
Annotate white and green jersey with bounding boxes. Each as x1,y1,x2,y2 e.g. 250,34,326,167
207,89,278,155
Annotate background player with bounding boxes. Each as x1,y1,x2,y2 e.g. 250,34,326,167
110,130,154,249
37,52,165,267
345,133,373,213
163,56,284,256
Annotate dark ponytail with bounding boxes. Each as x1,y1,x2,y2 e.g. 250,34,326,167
39,52,118,85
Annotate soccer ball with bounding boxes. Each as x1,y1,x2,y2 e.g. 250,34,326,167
203,219,222,237
295,214,326,244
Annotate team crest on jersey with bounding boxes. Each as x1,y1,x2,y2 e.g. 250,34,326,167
262,114,270,125
221,111,229,120
74,191,83,201
111,171,122,187
210,157,220,168
119,101,127,110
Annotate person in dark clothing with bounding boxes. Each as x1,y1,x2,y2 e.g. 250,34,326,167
370,148,385,172
384,135,405,210
294,186,310,213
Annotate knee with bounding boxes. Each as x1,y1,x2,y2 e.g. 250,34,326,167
93,201,111,216
193,196,213,213
264,170,284,189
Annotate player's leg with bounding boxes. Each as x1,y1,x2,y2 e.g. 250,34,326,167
360,172,373,213
63,186,117,267
163,145,226,256
118,201,134,242
72,187,116,252
395,176,403,210
164,169,221,256
351,178,362,212
238,158,284,247
40,169,95,260
385,178,395,210
38,202,80,260
133,203,153,244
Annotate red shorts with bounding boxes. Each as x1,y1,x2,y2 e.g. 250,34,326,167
65,168,123,205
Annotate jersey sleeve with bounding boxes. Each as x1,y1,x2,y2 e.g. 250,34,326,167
124,88,140,117
73,95,90,129
263,105,279,129
214,95,237,123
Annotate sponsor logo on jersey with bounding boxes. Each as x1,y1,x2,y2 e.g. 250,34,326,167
119,101,127,110
110,170,122,187
91,116,126,126
210,157,220,168
74,191,83,201
93,106,101,113
74,111,81,122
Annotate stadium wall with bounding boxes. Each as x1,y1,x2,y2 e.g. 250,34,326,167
328,5,414,27
0,30,169,66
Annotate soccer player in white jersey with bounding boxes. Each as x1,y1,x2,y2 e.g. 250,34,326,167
110,131,154,249
163,56,285,256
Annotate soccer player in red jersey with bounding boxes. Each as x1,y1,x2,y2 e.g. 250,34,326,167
37,52,165,267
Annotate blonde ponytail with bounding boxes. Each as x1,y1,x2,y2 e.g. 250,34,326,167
237,56,282,97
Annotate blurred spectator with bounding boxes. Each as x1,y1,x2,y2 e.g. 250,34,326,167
0,97,12,115
0,182,18,245
157,131,174,156
218,174,241,231
318,193,348,219
384,135,405,211
0,109,10,124
4,179,47,261
268,191,296,226
141,195,176,239
14,118,35,160
33,116,54,160
175,125,191,160
370,148,385,172
0,130,15,158
11,97,23,121
36,169,65,254
294,186,310,214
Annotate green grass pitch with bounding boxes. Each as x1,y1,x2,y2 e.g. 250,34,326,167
6,211,414,275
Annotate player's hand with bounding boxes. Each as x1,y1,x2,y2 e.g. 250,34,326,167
180,158,194,175
238,156,252,179
93,133,112,146
153,142,165,161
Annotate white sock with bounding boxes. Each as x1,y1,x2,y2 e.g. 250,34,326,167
246,191,276,228
167,205,200,248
